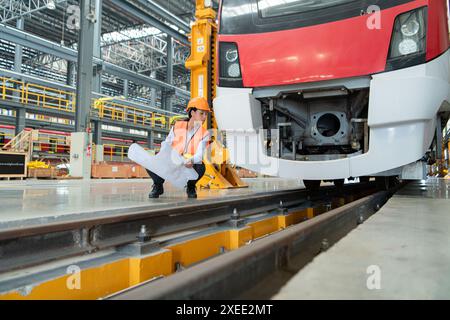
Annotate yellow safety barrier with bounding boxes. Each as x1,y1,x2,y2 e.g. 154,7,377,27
0,77,176,130
103,144,130,162
101,143,158,162
1,76,74,113
24,83,75,112
0,77,25,103
93,100,171,130
33,135,70,154
3,127,159,160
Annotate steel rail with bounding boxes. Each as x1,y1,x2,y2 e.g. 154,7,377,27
0,183,377,274
108,189,391,300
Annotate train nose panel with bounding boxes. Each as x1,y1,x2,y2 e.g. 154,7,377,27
218,2,419,87
214,49,450,180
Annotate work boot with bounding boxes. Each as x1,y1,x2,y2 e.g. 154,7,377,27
149,184,164,198
186,184,197,199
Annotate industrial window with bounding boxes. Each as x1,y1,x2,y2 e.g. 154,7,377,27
129,129,147,136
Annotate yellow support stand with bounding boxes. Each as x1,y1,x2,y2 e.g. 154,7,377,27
186,0,248,189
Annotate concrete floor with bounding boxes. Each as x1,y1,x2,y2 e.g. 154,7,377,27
0,177,303,230
273,178,450,300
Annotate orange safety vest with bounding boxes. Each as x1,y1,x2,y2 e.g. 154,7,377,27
171,120,209,156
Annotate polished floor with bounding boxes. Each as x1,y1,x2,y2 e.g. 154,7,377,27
273,178,450,300
0,177,303,230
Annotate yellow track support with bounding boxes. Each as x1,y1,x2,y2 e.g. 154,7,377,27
0,187,378,301
0,201,339,300
185,0,247,189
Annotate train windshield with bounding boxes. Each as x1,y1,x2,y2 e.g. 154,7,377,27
220,0,415,34
258,0,356,18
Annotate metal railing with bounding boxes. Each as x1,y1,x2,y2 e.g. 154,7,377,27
1,127,161,162
1,77,74,111
33,134,70,154
24,83,75,112
98,144,157,162
0,77,178,130
92,100,171,130
0,77,25,103
103,144,130,162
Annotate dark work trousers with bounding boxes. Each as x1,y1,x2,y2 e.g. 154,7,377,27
146,162,206,188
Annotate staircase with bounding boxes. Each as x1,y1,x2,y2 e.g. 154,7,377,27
2,130,35,160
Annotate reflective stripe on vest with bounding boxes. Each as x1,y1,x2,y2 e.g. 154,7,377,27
171,121,209,156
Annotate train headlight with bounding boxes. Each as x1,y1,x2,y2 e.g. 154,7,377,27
399,39,418,55
386,7,427,71
219,42,243,87
227,63,241,77
225,49,238,62
401,20,420,37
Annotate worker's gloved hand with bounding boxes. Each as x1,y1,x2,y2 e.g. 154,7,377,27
183,154,194,168
184,159,194,168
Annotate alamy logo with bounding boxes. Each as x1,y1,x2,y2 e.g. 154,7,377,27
366,265,381,290
66,265,81,290
66,5,80,30
366,5,382,30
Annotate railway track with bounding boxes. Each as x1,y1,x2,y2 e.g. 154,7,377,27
108,188,394,300
1,183,376,273
0,181,401,299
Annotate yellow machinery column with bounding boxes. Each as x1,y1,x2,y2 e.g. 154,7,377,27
185,0,247,189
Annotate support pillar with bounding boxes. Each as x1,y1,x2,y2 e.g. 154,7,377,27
14,19,25,135
72,0,98,179
166,36,173,84
164,91,174,112
92,0,103,93
93,120,103,162
123,79,129,98
14,18,24,74
165,36,173,112
15,108,26,135
150,71,157,108
66,61,75,110
161,90,175,111
66,61,75,86
147,130,154,150
13,18,24,107
93,120,102,145
75,0,96,132
161,90,167,111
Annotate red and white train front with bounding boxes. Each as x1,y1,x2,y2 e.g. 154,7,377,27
213,0,450,180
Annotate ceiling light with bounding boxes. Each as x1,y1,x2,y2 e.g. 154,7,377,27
46,0,56,10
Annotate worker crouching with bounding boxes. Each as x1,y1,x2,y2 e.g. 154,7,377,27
147,97,211,199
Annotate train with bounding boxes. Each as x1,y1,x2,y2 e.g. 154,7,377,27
213,0,450,188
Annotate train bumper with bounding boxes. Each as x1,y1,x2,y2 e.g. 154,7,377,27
213,50,450,180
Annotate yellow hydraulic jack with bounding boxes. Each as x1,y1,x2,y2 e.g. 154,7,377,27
185,0,247,189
